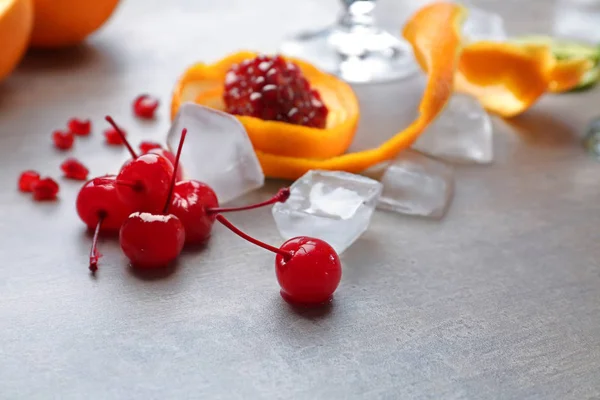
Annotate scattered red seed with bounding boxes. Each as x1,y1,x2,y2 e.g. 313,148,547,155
68,118,92,136
18,170,41,192
104,127,125,145
139,141,163,154
32,178,59,201
52,130,75,150
60,158,89,180
133,95,159,119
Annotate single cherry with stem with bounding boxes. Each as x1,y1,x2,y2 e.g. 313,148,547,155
171,185,289,245
105,116,175,213
76,175,135,272
106,116,183,182
119,128,188,269
215,214,342,306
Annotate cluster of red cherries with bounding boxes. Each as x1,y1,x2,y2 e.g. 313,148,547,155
73,116,341,306
19,64,343,306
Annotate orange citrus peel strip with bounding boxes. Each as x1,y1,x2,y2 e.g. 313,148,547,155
171,2,464,179
447,11,593,117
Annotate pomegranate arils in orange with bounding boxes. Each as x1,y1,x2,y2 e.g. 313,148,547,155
18,170,41,192
68,118,92,136
139,141,163,154
32,178,59,201
133,95,159,119
223,54,328,128
104,127,125,145
52,130,75,150
60,158,89,180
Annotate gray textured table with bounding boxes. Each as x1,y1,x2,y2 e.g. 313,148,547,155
1,0,600,399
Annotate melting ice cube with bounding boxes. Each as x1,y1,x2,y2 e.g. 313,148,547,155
412,93,493,164
272,170,382,254
166,103,265,204
377,150,454,219
463,7,507,43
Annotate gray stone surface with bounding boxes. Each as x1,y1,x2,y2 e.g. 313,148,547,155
1,0,600,399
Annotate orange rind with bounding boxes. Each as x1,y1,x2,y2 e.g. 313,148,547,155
171,2,464,179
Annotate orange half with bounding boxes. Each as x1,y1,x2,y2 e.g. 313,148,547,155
172,51,359,160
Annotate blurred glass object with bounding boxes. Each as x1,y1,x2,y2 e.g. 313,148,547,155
280,0,418,83
554,0,600,43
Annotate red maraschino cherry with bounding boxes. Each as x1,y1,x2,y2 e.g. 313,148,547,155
76,175,135,271
215,214,342,306
135,143,185,182
119,128,187,269
104,116,175,214
171,184,289,245
116,153,174,213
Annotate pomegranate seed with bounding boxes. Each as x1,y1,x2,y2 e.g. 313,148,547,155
18,170,40,192
139,141,162,154
223,54,329,128
68,118,91,136
60,158,89,180
133,94,159,119
104,127,125,145
32,178,59,201
52,130,75,150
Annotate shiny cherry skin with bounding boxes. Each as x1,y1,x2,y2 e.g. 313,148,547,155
119,212,185,268
275,237,342,305
76,175,133,232
214,214,341,306
170,180,219,245
116,153,174,213
148,147,184,182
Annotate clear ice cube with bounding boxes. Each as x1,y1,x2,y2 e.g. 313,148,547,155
462,7,507,43
166,103,265,204
272,170,382,254
377,150,454,219
412,93,493,164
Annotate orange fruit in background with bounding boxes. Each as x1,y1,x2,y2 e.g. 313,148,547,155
0,0,33,81
30,0,120,48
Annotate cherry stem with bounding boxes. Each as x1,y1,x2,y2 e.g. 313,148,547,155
215,214,292,261
207,187,290,214
105,116,137,159
89,214,104,272
163,128,187,215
